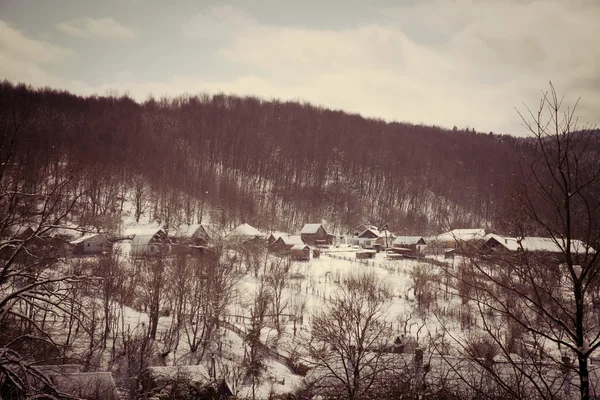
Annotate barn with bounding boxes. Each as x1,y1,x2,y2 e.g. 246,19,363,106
300,224,331,246
392,236,427,255
131,229,171,257
69,233,111,255
291,244,311,261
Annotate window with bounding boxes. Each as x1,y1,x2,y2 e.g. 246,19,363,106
87,243,90,247
151,246,154,252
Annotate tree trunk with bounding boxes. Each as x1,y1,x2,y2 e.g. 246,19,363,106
579,355,589,400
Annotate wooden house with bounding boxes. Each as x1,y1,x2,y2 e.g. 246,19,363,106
392,236,427,255
269,235,305,254
357,227,381,249
435,229,486,249
300,223,331,245
69,233,111,255
227,223,262,243
291,244,311,261
374,229,396,249
485,233,589,255
131,229,171,257
176,223,210,246
49,372,119,400
356,250,376,259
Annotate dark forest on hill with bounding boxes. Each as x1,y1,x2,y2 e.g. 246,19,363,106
1,80,573,235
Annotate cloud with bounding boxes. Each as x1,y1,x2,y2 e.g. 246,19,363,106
173,1,600,135
0,20,74,87
57,17,138,40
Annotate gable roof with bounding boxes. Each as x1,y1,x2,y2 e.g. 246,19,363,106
131,228,166,247
393,236,426,246
437,229,486,242
50,372,119,400
228,223,261,237
358,227,381,238
486,233,589,254
291,244,310,251
69,233,105,245
176,223,209,239
277,235,305,246
301,223,325,234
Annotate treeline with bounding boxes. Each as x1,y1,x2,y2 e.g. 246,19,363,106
1,80,542,234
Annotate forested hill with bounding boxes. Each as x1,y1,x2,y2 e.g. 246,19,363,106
1,81,525,234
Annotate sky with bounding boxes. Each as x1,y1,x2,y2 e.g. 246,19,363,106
1,0,599,136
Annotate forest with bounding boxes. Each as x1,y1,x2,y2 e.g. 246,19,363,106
0,80,544,236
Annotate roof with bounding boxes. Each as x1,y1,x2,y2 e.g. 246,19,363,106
301,223,324,234
50,372,119,400
486,233,589,254
123,224,163,236
358,227,381,238
437,229,486,242
278,235,305,246
228,223,261,237
69,233,104,245
291,244,310,250
393,236,426,246
146,365,210,382
131,228,165,247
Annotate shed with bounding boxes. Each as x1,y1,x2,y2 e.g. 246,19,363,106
49,372,119,400
356,250,376,259
300,223,331,245
131,228,171,257
393,236,427,254
291,244,311,261
176,223,210,246
69,233,111,255
269,235,305,254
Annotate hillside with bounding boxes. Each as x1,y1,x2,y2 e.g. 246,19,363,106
0,80,534,235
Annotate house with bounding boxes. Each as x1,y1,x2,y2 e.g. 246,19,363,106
485,234,589,254
269,235,305,254
227,223,262,242
141,365,233,399
435,228,486,249
131,228,171,257
356,250,376,259
175,223,210,246
300,223,331,245
69,233,111,255
374,229,396,249
291,244,311,261
48,372,119,400
392,236,427,255
356,227,381,249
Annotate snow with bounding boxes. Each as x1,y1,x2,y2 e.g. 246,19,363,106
300,224,323,234
393,236,425,246
486,233,589,254
436,228,486,242
69,233,102,244
290,244,309,250
175,223,202,237
228,223,262,237
278,235,305,246
123,224,163,237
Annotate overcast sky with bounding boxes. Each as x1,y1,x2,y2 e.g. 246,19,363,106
1,0,598,136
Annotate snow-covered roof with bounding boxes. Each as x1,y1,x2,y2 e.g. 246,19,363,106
393,236,426,246
146,365,210,382
69,233,104,245
228,223,261,237
358,227,381,238
301,223,324,234
131,228,165,247
486,233,589,254
291,244,309,250
176,223,208,238
279,235,305,246
123,225,163,236
437,229,486,242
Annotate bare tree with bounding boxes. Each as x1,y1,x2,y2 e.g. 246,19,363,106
305,273,395,400
442,84,600,399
